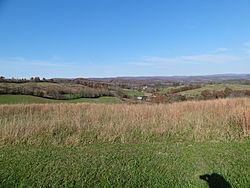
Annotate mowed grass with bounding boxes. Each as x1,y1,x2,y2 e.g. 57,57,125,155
0,95,122,104
0,98,250,187
1,142,250,187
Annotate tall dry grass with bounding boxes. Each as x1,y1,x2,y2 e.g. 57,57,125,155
0,98,249,145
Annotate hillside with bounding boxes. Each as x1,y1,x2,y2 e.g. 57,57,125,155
0,80,116,100
1,78,250,104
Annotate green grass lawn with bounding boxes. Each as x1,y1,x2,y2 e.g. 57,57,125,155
0,95,122,104
124,89,144,97
0,141,249,187
70,96,122,104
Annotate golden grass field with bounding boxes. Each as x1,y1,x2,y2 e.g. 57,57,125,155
0,97,249,145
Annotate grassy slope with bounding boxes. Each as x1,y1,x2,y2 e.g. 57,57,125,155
0,95,122,104
160,84,250,97
180,84,250,97
0,142,249,187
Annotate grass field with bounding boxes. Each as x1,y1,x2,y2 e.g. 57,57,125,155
180,84,250,97
124,89,144,97
0,98,249,187
1,142,250,187
160,83,250,97
0,95,122,104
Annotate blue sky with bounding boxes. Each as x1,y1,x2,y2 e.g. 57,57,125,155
0,0,250,78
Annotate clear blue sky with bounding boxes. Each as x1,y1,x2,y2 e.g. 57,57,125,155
0,0,250,78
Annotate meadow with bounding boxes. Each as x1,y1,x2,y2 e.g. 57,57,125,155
179,83,250,97
160,83,250,97
0,98,250,187
0,95,122,104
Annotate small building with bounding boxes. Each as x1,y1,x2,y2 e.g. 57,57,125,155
137,96,143,100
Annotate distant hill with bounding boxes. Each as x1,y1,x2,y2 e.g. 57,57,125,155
90,74,250,82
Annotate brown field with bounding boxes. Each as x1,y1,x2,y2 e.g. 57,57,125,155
0,98,249,145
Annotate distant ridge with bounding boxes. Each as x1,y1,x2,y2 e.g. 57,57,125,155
89,74,250,82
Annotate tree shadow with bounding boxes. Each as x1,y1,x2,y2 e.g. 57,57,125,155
199,173,231,188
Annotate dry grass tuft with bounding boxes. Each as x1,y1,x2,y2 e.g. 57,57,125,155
0,98,250,145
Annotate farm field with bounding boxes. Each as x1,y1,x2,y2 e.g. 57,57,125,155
0,98,250,187
180,83,250,97
160,83,250,97
124,89,145,97
0,95,122,104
